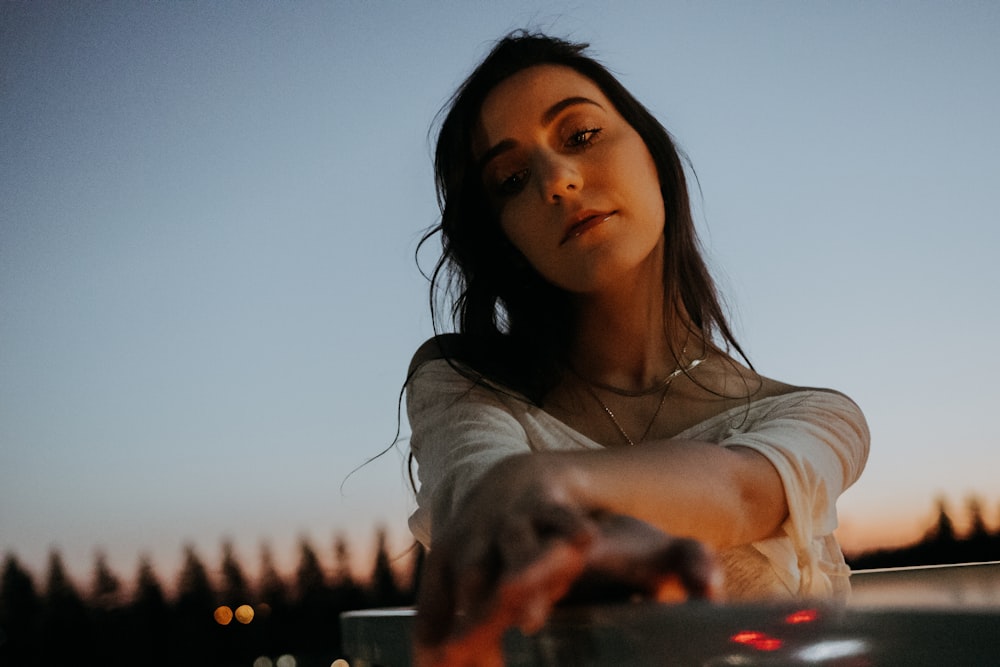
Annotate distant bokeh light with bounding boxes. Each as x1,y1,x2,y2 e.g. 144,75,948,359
235,604,255,624
331,660,349,667
730,630,783,652
213,605,234,625
785,608,820,624
796,639,868,662
276,655,297,667
253,658,274,667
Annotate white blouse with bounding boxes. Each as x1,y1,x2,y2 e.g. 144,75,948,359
407,359,869,601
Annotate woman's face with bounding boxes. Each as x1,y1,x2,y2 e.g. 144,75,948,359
473,64,665,294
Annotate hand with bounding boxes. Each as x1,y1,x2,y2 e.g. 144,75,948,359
412,455,721,667
561,512,722,606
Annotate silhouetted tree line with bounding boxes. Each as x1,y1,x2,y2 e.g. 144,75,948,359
0,528,423,667
5,498,996,665
847,495,1000,570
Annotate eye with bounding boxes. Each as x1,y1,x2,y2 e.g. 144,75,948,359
566,127,602,148
495,168,530,198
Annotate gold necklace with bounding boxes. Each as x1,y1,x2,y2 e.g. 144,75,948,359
582,357,704,446
585,371,675,397
572,345,691,397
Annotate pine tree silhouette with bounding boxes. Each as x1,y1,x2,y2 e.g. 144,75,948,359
291,536,334,655
90,550,126,666
41,549,93,663
323,532,364,655
0,553,42,665
331,533,366,613
967,496,990,541
256,541,292,658
849,494,1000,569
258,542,289,610
962,495,998,562
131,554,170,666
929,497,956,543
295,537,329,605
91,550,124,610
219,540,251,608
173,544,217,664
370,527,402,607
992,503,1000,540
332,533,354,586
0,528,432,663
175,543,216,612
133,554,168,618
214,540,257,665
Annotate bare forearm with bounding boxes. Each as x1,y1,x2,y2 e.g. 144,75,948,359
529,440,788,550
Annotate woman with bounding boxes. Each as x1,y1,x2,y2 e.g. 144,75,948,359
406,32,869,665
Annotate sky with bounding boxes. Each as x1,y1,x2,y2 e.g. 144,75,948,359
2,1,998,588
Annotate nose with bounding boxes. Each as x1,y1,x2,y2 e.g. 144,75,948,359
538,153,581,203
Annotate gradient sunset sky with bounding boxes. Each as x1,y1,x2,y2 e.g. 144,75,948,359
2,1,998,584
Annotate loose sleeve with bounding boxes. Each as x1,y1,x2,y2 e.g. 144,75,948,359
406,360,533,546
719,390,870,597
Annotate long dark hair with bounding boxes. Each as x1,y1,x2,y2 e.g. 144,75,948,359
419,32,747,403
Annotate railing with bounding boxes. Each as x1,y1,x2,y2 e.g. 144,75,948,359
849,560,1000,609
341,562,1000,666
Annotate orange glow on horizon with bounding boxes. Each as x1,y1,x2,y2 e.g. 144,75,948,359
836,512,932,555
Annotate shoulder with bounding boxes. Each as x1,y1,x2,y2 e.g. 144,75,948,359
701,353,864,415
746,370,867,427
408,333,533,395
405,339,534,435
408,334,469,377
694,355,868,435
752,369,864,418
406,335,519,398
760,387,866,421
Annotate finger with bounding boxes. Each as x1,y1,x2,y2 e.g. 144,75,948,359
495,539,590,634
414,537,507,666
497,514,541,573
583,513,674,577
450,559,498,635
414,627,506,667
572,514,723,602
496,501,592,570
651,574,689,603
652,537,722,600
530,502,593,544
450,505,594,637
413,544,458,647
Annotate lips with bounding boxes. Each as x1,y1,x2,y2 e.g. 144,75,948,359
561,210,617,245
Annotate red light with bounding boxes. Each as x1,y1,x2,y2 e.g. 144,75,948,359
731,630,766,644
730,630,784,651
749,637,783,651
785,608,819,624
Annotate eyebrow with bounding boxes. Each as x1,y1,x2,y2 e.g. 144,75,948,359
477,96,605,173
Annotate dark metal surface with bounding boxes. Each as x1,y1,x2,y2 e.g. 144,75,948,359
341,600,1000,666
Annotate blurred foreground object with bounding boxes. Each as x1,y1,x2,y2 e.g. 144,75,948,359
342,562,1000,666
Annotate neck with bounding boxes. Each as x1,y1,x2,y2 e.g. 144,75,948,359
569,258,694,392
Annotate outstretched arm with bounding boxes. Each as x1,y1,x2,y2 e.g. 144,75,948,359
412,442,778,666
